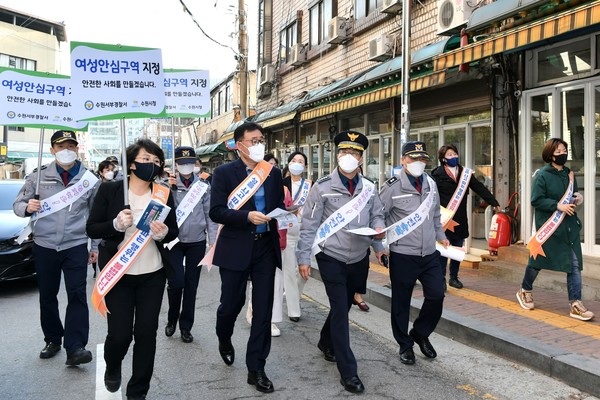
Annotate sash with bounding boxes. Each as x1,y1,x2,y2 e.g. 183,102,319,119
293,179,311,207
311,177,375,255
31,170,99,221
441,167,472,232
165,180,209,250
527,171,574,260
200,172,211,180
199,160,273,269
91,183,170,317
386,176,436,245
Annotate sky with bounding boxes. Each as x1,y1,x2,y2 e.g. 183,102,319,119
1,0,258,86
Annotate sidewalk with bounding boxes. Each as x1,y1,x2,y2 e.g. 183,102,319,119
313,256,600,398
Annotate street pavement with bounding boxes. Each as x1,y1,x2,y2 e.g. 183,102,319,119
0,265,596,400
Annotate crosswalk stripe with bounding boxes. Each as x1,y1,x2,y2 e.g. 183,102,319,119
95,344,121,400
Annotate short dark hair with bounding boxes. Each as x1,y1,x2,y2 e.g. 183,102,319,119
264,153,278,164
287,151,308,165
234,121,264,142
97,160,113,175
438,144,459,164
125,139,165,176
542,138,568,163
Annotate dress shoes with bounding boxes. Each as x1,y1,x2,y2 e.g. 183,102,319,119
181,330,193,343
409,329,437,359
340,375,365,394
65,347,93,366
448,277,464,289
104,365,121,393
218,340,235,365
289,316,300,322
317,341,336,362
352,298,370,312
247,369,274,393
126,395,146,400
165,323,175,337
39,342,61,359
399,347,415,365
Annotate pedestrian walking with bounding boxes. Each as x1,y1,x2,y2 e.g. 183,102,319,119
297,130,386,394
379,141,449,366
13,130,99,366
209,122,284,393
517,138,594,321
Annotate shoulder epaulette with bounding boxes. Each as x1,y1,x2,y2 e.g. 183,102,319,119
316,175,331,185
385,176,398,186
32,165,48,173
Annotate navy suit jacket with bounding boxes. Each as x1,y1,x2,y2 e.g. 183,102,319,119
209,158,284,271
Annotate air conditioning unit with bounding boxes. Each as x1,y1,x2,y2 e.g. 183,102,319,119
381,0,402,14
368,35,394,62
290,44,307,66
260,64,275,85
437,0,475,36
257,83,271,99
327,17,349,45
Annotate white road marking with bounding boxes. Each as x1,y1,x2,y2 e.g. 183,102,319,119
95,343,122,400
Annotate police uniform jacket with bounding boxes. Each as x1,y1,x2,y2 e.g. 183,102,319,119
172,174,217,244
13,161,99,252
379,171,447,257
296,169,385,266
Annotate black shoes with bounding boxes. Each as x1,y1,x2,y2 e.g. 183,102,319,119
317,341,336,362
399,347,415,365
65,347,93,366
181,330,193,343
247,369,274,393
409,329,437,359
219,340,235,365
39,343,61,359
340,376,365,393
289,316,300,322
126,395,146,400
165,323,175,337
104,365,122,393
448,277,463,289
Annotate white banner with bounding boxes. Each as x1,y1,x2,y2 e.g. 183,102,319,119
164,70,210,117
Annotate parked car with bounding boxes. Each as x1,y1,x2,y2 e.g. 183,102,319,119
0,180,35,281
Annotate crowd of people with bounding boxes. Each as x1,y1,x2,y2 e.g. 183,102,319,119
12,124,594,398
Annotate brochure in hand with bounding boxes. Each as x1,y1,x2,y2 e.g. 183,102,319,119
136,199,171,232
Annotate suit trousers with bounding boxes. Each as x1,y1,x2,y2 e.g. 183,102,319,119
316,252,369,379
281,224,305,318
104,269,166,397
166,240,206,331
389,251,445,352
33,243,89,354
216,235,277,371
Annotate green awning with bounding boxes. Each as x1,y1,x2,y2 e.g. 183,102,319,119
466,0,548,33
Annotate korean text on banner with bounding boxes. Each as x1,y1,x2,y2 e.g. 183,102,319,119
163,69,210,118
70,42,166,121
0,68,88,131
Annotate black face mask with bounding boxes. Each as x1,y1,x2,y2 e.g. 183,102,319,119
553,154,568,166
132,161,160,182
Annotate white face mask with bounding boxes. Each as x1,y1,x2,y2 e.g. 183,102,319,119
193,166,201,175
55,149,77,165
246,143,265,163
288,162,305,176
103,171,114,181
405,161,426,177
338,154,360,173
177,164,195,175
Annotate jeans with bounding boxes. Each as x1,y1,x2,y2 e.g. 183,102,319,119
521,250,582,301
439,237,464,279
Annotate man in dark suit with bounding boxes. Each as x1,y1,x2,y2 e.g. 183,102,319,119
209,122,284,394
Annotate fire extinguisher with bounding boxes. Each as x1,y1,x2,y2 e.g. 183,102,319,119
488,193,519,255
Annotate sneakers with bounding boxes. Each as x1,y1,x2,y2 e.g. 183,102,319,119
516,289,534,310
271,323,280,337
570,300,594,321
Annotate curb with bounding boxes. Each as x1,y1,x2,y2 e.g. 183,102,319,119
310,267,600,398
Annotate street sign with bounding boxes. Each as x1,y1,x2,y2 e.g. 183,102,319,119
0,142,7,162
161,137,172,158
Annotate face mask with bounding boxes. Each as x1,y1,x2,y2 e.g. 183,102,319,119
288,162,305,176
132,161,160,182
193,166,201,175
55,149,77,165
405,161,426,177
553,154,568,166
177,164,195,175
338,154,360,173
103,171,114,181
445,157,459,167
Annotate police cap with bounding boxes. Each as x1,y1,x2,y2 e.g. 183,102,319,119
402,141,430,160
50,130,78,145
175,146,197,164
333,130,368,152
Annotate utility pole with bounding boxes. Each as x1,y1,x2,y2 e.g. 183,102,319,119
238,0,248,119
400,0,412,146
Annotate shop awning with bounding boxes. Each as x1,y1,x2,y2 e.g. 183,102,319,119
254,98,303,128
195,143,222,155
465,0,549,34
434,1,600,72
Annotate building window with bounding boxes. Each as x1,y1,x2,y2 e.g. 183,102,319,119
309,0,334,48
279,22,297,64
355,0,382,19
8,126,24,132
0,53,36,70
219,90,225,116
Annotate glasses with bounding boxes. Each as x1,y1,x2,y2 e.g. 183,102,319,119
240,138,265,146
339,149,361,157
135,156,162,166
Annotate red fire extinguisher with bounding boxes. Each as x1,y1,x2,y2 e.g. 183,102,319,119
488,193,519,255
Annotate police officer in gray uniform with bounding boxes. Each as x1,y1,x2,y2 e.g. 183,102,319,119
13,130,99,366
297,131,386,394
165,147,217,343
379,141,449,366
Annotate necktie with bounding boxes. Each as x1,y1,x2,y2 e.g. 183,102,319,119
184,179,190,188
61,171,70,187
414,177,421,194
347,179,354,195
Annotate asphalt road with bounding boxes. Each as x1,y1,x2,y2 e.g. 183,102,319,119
0,267,595,400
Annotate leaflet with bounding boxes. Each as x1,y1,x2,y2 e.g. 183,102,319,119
136,199,171,232
346,226,391,236
436,243,466,262
266,208,298,230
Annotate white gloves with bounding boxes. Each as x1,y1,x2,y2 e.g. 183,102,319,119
113,209,133,232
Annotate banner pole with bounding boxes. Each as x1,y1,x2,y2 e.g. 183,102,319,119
120,118,129,206
171,117,176,170
34,127,45,200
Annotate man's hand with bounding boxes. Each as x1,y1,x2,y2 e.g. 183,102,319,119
373,227,385,240
299,264,311,281
374,249,389,265
88,251,98,264
248,211,271,226
572,192,583,206
440,239,450,248
168,174,177,186
557,203,576,216
26,199,41,214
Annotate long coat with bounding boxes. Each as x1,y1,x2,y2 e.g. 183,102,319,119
528,164,583,273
